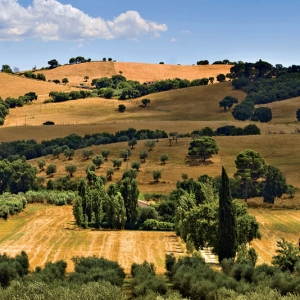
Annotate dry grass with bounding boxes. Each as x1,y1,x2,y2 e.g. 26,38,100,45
31,133,300,196
0,205,184,273
249,208,300,265
0,73,73,99
3,82,246,127
35,61,232,87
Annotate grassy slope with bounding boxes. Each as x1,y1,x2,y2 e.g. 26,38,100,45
36,61,232,86
0,73,74,99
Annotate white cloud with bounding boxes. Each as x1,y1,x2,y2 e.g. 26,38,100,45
171,38,178,42
181,30,191,34
0,0,167,41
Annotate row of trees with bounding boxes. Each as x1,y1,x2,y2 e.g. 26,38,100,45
2,247,300,299
0,128,168,161
48,90,92,102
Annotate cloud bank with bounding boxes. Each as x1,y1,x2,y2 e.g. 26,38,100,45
0,0,167,41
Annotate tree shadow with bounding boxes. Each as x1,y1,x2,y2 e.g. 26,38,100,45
184,155,213,166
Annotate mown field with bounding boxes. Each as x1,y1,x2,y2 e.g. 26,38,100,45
0,205,184,273
1,204,300,273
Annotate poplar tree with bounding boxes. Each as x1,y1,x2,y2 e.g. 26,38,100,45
217,166,237,262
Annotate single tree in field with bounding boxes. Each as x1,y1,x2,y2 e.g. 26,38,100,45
160,153,169,164
83,149,93,160
263,165,287,204
46,164,57,177
139,150,148,162
37,158,46,171
128,138,137,149
188,136,219,162
296,108,300,121
217,167,237,263
131,161,141,171
118,104,126,112
101,149,110,161
153,170,161,182
64,148,75,160
106,168,114,180
141,99,151,107
120,149,131,161
62,78,69,84
209,77,214,84
84,75,89,82
112,158,123,169
65,164,77,177
92,155,105,168
219,96,238,111
234,149,266,201
144,140,156,151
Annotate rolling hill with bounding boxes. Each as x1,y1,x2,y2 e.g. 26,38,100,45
34,61,232,86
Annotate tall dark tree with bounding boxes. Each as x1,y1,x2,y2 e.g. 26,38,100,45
263,165,287,204
119,177,139,229
217,167,237,262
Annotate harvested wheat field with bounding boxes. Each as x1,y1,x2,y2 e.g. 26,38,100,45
250,208,300,265
36,61,232,87
0,205,184,273
0,73,73,99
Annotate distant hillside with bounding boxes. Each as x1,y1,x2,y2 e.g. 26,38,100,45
36,61,232,86
0,73,72,99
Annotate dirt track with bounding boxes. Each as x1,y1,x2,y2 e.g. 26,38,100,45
0,205,183,273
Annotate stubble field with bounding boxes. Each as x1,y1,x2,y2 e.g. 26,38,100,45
0,205,184,273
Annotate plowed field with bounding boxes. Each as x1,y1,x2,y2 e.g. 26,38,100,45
0,205,184,273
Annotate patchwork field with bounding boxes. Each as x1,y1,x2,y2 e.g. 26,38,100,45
0,205,184,273
1,204,299,272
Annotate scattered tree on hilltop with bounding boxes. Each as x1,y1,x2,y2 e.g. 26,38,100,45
1,65,13,73
48,59,59,69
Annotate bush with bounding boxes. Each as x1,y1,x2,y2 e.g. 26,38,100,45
43,121,55,125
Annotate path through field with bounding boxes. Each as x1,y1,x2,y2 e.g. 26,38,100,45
0,205,184,273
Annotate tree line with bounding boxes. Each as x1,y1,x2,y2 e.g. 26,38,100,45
91,74,213,100
0,128,168,161
2,242,300,299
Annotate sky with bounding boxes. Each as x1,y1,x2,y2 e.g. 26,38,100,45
1,0,300,71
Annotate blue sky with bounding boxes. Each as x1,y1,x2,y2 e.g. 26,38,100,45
1,0,300,71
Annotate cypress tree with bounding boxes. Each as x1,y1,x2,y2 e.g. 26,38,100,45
217,166,237,262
